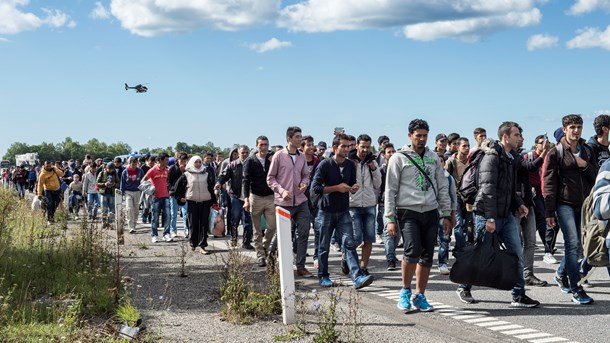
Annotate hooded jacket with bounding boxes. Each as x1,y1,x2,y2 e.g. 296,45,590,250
384,145,451,222
348,150,382,208
473,139,524,219
543,138,597,216
217,157,245,199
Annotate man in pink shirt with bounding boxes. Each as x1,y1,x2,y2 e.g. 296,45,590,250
143,153,172,243
267,126,312,277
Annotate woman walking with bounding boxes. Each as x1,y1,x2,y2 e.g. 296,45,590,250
174,156,216,254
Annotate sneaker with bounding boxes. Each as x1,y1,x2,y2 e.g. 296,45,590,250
74,216,79,220
353,274,374,290
151,236,158,243
163,234,173,242
456,288,475,304
296,267,313,277
511,294,540,308
412,293,434,312
361,268,370,276
438,264,450,275
397,288,412,311
582,279,593,288
553,274,571,293
258,258,267,267
525,275,548,287
376,234,383,244
242,243,255,250
319,277,334,287
572,289,594,305
543,253,559,264
341,258,349,275
200,247,210,255
170,232,177,239
387,260,397,271
129,228,136,233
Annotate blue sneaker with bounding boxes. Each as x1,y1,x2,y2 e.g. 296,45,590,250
353,274,374,289
397,288,412,311
572,289,594,305
319,277,334,287
412,293,434,312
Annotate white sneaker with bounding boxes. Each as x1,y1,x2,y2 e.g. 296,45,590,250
164,234,173,242
74,216,79,220
543,253,558,264
151,236,158,243
376,234,384,244
129,228,136,233
439,264,450,275
170,232,177,239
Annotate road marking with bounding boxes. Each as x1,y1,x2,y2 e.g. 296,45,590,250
529,337,569,343
514,332,553,339
368,289,577,343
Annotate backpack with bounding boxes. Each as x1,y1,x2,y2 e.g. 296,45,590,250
581,189,610,267
458,149,485,205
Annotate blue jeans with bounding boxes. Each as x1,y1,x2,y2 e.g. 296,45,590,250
16,182,26,198
87,193,100,219
453,202,469,253
170,196,189,235
317,210,362,281
437,220,451,265
580,238,610,277
151,197,170,238
100,193,115,224
376,204,385,236
459,214,526,296
556,204,583,292
230,197,252,244
349,206,376,245
383,217,400,263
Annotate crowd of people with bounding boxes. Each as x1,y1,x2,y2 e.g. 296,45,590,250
4,113,610,312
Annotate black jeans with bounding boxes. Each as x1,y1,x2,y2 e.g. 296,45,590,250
188,200,212,248
44,189,61,222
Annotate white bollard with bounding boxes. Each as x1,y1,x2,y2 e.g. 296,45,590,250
275,206,295,325
115,189,124,245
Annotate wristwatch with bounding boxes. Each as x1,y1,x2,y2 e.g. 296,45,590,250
487,218,495,223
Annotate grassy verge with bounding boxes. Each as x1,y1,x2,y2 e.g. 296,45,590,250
0,189,133,340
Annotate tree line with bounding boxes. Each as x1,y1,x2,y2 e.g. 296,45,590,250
2,137,230,165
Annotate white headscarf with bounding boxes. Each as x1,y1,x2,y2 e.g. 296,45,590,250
185,156,205,173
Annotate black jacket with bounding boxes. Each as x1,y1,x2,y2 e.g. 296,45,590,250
543,138,597,216
167,164,183,197
217,159,244,198
473,139,524,220
310,157,356,213
242,153,274,198
515,150,544,207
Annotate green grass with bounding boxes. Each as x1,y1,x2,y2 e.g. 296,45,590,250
0,189,122,340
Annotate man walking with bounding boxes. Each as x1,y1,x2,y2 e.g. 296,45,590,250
120,157,144,233
267,126,312,277
385,119,452,312
37,161,65,224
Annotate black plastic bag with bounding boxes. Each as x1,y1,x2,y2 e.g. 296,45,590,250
450,232,519,291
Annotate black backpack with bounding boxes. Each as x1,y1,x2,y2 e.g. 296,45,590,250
458,149,485,205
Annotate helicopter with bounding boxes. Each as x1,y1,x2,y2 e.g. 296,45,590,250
125,83,148,93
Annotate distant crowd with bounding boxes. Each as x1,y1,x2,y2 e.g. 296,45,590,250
4,113,610,311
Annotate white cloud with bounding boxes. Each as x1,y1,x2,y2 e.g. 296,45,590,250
0,37,10,42
404,8,541,42
110,0,279,37
567,0,610,15
526,33,558,51
567,25,610,50
0,0,76,34
249,37,292,53
91,1,110,20
278,0,542,41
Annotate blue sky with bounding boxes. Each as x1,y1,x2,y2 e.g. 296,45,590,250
2,0,610,157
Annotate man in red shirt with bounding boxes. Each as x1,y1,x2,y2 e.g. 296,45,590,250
143,153,172,243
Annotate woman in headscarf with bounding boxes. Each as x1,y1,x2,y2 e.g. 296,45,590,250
174,155,217,254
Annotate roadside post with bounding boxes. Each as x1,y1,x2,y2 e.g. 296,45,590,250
275,206,295,325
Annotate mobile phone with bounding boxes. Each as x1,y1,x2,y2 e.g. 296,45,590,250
543,132,548,144
334,127,345,134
